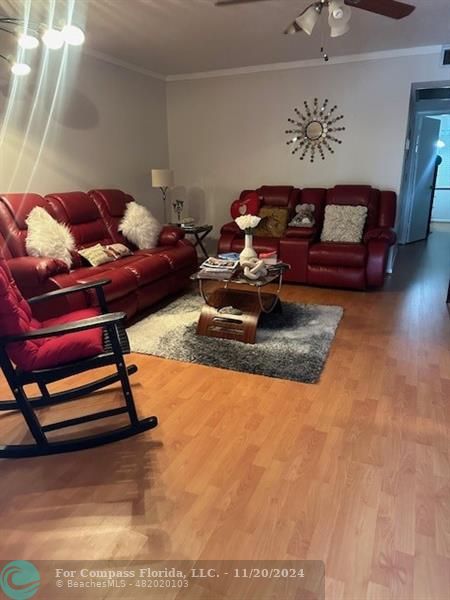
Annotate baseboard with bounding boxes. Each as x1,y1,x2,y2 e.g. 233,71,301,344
431,219,450,223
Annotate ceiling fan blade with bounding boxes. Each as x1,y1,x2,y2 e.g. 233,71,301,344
344,0,415,19
215,0,274,6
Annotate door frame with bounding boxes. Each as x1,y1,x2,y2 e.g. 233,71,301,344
397,81,450,244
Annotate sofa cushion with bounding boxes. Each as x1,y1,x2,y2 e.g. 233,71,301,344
309,242,367,268
89,189,133,244
254,207,289,238
123,255,171,286
75,266,137,302
140,243,197,271
29,307,104,371
46,192,113,249
326,186,379,231
321,205,368,243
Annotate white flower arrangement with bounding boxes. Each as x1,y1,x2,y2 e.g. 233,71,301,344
235,214,261,234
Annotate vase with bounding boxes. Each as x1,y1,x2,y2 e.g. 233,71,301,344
239,233,257,264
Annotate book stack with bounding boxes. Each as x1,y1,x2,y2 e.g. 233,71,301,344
197,256,239,280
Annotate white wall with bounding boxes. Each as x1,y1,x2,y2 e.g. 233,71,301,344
0,50,168,221
167,52,445,238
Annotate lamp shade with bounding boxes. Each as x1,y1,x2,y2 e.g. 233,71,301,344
328,1,351,37
295,5,321,36
151,169,174,188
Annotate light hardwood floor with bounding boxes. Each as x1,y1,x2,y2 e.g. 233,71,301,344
0,226,449,599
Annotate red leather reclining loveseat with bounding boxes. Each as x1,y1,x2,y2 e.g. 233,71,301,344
0,189,197,320
218,185,396,290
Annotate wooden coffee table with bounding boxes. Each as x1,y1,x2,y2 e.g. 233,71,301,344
192,265,288,344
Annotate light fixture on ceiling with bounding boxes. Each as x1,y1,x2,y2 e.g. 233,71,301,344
61,24,86,46
285,0,351,38
0,16,85,75
328,0,352,37
436,140,446,149
289,3,323,36
0,54,30,76
217,0,416,60
41,27,64,50
17,33,39,49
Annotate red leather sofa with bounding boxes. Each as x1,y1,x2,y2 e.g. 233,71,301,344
0,189,197,320
218,185,396,290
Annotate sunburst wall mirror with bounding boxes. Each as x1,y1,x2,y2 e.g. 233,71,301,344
286,98,345,162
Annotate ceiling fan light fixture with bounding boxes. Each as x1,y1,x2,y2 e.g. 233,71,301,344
17,33,39,49
61,25,85,46
328,0,351,36
284,21,302,35
11,62,31,76
42,28,64,49
330,20,350,37
295,4,322,36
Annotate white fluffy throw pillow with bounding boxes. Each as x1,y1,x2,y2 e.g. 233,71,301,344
118,202,161,249
26,207,75,267
321,204,368,244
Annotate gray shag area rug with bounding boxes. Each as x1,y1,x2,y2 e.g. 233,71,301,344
127,293,343,384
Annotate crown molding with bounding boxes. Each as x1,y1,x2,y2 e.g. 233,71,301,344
82,44,443,83
166,45,443,82
84,48,166,81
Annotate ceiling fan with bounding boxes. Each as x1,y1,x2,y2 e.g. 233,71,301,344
215,0,416,39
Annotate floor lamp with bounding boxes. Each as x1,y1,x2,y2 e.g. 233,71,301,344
151,169,174,223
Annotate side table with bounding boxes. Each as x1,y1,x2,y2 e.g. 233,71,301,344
179,224,213,259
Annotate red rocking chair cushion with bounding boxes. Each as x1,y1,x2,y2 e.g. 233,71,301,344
0,257,103,372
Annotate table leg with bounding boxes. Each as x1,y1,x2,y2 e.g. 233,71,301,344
195,232,209,259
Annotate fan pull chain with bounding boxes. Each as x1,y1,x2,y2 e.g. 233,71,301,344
320,13,329,62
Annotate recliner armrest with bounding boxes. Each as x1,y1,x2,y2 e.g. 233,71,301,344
364,227,396,245
284,226,319,240
158,226,185,246
8,256,70,287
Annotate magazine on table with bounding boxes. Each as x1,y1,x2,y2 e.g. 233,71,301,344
200,257,239,272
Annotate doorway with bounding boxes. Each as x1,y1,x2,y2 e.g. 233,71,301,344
398,82,450,244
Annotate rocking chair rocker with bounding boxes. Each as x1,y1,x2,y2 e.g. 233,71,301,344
0,255,157,458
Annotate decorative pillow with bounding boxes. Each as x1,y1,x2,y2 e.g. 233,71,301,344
25,207,75,267
230,192,261,219
104,243,133,259
321,205,368,243
289,204,315,227
118,202,161,249
253,207,289,238
78,244,115,267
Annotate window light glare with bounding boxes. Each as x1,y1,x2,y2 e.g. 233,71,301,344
11,62,31,76
61,25,85,46
42,28,64,49
18,33,39,49
436,139,446,149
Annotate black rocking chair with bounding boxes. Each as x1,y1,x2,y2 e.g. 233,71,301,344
0,269,157,458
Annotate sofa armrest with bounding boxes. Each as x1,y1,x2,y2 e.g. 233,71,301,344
284,226,319,240
366,239,390,288
8,256,70,287
364,227,396,245
220,222,241,235
158,226,185,246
